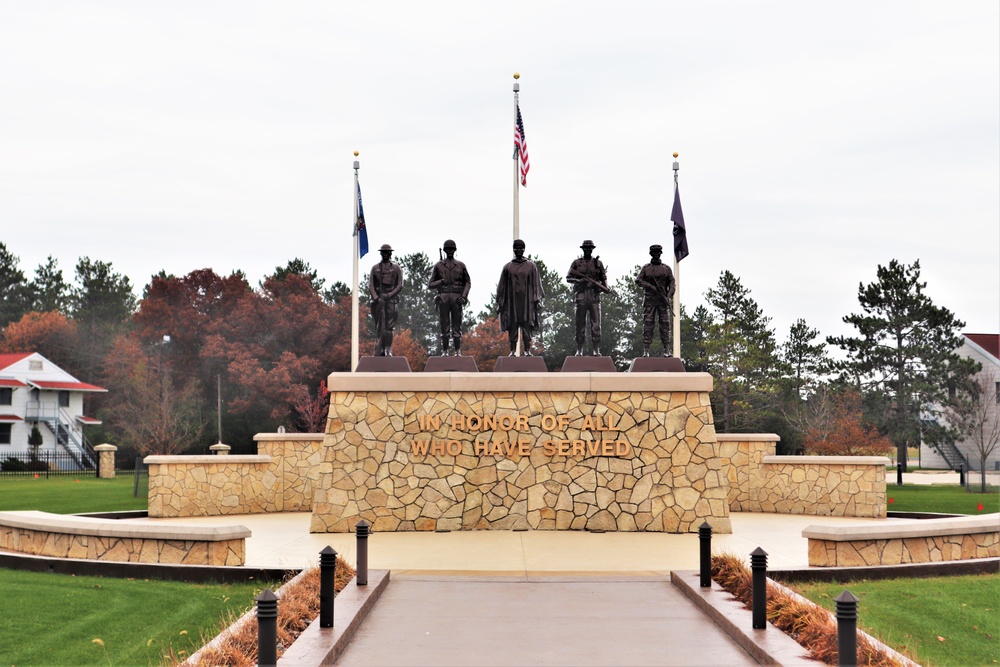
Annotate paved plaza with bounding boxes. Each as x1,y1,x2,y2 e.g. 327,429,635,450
129,511,899,573
126,472,979,665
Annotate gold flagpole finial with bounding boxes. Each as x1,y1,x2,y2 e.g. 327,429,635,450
513,72,520,80
354,150,359,157
673,152,679,158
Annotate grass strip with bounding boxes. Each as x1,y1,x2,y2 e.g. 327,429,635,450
793,574,1000,667
0,475,148,513
886,484,999,515
0,567,271,665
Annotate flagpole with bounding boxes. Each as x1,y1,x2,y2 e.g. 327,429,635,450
351,152,360,372
672,156,681,359
513,72,520,241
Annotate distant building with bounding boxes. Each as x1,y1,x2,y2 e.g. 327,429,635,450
0,352,106,469
920,334,1000,471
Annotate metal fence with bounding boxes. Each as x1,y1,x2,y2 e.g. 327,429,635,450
0,451,97,477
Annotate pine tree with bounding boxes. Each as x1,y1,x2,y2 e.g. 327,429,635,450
393,251,437,353
828,259,976,470
600,267,644,369
70,257,137,381
532,256,574,370
702,271,780,432
268,258,325,293
782,318,829,397
31,256,71,313
681,304,712,373
0,243,34,328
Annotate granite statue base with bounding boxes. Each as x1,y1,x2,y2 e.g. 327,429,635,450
424,356,479,372
494,356,548,372
560,356,617,373
628,357,685,372
355,356,412,373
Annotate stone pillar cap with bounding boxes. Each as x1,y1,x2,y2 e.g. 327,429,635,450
209,443,232,451
93,444,117,452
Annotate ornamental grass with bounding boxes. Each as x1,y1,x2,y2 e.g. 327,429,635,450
167,556,356,666
711,553,910,667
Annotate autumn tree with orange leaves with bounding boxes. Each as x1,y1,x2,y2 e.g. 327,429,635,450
462,316,508,372
802,387,894,456
0,311,80,372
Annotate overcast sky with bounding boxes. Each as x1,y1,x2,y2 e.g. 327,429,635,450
2,1,997,347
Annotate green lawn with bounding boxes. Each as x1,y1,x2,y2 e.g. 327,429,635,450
0,475,148,513
0,567,271,666
793,574,1000,667
886,483,999,515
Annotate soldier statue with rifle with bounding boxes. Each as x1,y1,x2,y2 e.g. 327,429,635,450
427,239,472,356
566,239,610,356
635,244,675,357
369,243,404,357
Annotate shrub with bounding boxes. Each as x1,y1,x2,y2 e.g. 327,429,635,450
1,456,28,472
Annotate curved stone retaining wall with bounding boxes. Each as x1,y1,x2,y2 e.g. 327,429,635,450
804,515,1000,566
0,511,248,565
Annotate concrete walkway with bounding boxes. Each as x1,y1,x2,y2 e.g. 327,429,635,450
334,577,759,666
124,510,920,665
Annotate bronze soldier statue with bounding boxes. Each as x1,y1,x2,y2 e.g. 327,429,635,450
428,239,472,356
369,243,404,356
497,239,544,356
635,244,675,357
566,239,610,356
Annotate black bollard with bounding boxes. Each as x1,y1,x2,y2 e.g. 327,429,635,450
319,546,337,628
699,522,712,588
750,547,768,630
256,589,279,667
959,464,965,488
356,519,370,586
896,462,903,486
835,589,860,666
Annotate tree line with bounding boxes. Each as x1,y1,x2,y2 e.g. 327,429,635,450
0,242,985,471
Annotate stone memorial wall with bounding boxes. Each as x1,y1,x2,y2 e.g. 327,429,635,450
310,372,734,533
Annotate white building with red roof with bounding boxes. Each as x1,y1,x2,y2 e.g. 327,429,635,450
0,352,106,469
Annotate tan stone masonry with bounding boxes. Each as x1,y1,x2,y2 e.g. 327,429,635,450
146,435,323,517
804,515,1000,566
140,376,890,534
0,511,248,565
722,436,888,518
310,372,733,533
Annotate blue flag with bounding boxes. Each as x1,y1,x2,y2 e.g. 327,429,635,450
672,184,688,262
356,180,369,258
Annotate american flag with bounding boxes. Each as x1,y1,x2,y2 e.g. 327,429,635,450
514,103,529,186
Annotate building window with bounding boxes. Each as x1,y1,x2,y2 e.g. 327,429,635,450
0,388,11,406
0,424,10,445
58,391,70,408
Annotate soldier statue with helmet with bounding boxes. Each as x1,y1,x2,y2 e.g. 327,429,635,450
428,239,472,356
634,244,676,357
